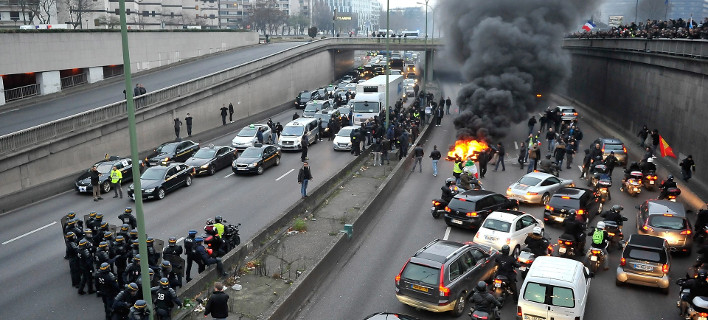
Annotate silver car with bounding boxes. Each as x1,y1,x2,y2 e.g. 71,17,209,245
506,172,574,205
231,124,272,149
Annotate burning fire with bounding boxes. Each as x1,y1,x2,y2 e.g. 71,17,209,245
447,139,489,161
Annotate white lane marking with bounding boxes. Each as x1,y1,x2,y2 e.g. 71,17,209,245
443,226,451,240
0,108,19,116
276,169,295,181
3,221,57,245
224,172,235,178
176,237,185,243
514,141,518,150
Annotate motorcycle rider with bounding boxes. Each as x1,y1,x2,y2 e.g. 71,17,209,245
494,244,519,302
588,221,610,270
468,281,502,318
214,216,225,238
601,205,625,228
440,177,458,205
640,157,657,174
623,161,642,182
562,210,586,255
459,167,480,190
524,226,549,257
695,205,708,240
659,175,678,200
679,270,708,317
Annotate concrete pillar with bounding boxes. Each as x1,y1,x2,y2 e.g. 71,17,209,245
0,76,5,106
86,67,104,84
36,71,61,95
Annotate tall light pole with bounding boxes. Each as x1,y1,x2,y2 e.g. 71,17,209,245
385,0,390,128
634,0,639,23
417,0,429,96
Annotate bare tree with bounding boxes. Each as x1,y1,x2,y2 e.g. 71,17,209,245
96,15,120,29
312,0,331,34
17,0,38,25
251,0,285,35
64,0,96,28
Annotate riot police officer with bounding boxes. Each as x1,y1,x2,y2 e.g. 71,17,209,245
151,278,182,320
112,283,139,320
113,235,129,283
95,241,115,271
65,231,81,287
77,239,96,295
162,237,183,286
128,300,151,320
119,207,138,229
160,260,180,290
184,230,197,283
123,255,142,285
86,211,98,233
118,224,131,240
96,262,120,320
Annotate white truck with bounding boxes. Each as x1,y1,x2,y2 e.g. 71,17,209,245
352,75,402,124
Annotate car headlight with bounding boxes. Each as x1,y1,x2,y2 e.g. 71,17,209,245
145,188,155,193
201,164,209,169
248,163,257,168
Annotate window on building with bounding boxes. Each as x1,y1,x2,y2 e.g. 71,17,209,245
209,14,215,18
10,11,20,21
171,12,174,17
151,11,155,16
143,11,148,16
126,9,131,15
115,9,119,15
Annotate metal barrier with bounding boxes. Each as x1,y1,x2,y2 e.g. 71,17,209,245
104,67,124,79
563,38,708,59
60,73,88,89
0,38,442,157
4,84,40,102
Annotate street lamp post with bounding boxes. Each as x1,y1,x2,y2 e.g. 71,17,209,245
417,0,431,99
385,0,390,128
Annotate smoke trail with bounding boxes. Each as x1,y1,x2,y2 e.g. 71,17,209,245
441,0,602,141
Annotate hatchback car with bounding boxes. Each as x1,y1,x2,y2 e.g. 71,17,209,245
543,187,603,224
75,156,140,194
295,90,319,109
506,172,574,205
636,200,693,253
127,163,194,200
395,239,497,316
474,211,544,258
616,234,671,294
231,144,281,175
332,126,358,151
443,190,519,229
184,145,236,176
231,124,273,149
303,100,332,118
592,138,628,166
145,140,199,166
555,106,578,122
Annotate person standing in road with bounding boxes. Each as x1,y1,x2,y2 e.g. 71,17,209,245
204,282,229,320
256,127,264,144
411,144,424,173
637,125,649,147
185,113,193,137
493,142,506,171
681,155,696,182
518,142,527,170
173,118,182,140
95,262,120,320
91,166,102,201
445,97,452,114
430,145,442,177
435,105,444,126
110,166,123,199
546,128,556,152
566,141,576,169
527,143,539,174
300,135,308,162
220,106,228,126
371,139,382,166
228,103,234,123
604,151,619,175
381,138,391,165
298,162,313,198
528,116,537,135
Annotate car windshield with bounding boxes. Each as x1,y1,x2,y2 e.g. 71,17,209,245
281,126,304,136
482,219,511,232
648,215,687,230
155,143,177,154
240,148,262,158
193,149,216,159
95,163,114,173
315,114,330,123
237,127,258,137
401,262,439,287
447,198,476,213
337,128,354,136
518,176,541,186
142,167,167,180
305,104,320,112
626,247,665,263
548,197,580,209
352,101,378,113
605,144,624,151
300,92,312,99
561,108,576,113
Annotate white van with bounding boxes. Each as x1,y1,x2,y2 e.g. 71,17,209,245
517,256,591,320
277,118,320,150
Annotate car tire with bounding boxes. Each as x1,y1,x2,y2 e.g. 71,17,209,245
615,278,623,287
185,176,192,187
209,166,216,176
541,193,550,206
102,181,111,193
275,157,281,166
157,188,166,200
451,292,466,317
661,286,670,295
257,166,264,175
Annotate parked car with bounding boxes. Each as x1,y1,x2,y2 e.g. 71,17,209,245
231,124,273,149
443,190,519,229
295,90,320,109
127,162,194,200
506,172,574,205
395,239,498,316
75,156,141,194
592,138,628,167
616,234,671,294
184,145,236,176
332,126,358,151
145,140,199,166
231,144,281,175
303,100,332,118
473,211,544,258
543,187,603,224
636,200,693,254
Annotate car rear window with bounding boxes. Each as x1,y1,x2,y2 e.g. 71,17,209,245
518,177,541,186
482,219,511,232
648,215,687,230
523,282,546,304
523,282,575,308
604,144,624,151
548,197,580,209
551,286,575,308
401,262,439,287
447,198,476,213
625,247,666,263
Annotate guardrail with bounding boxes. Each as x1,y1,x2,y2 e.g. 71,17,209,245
0,38,442,157
562,38,708,59
4,83,40,102
60,73,88,89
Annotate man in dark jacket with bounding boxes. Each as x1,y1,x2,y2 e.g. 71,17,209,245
195,237,226,276
298,162,313,198
411,144,424,173
527,116,537,135
204,282,230,319
604,151,619,175
681,155,696,181
469,281,501,315
581,149,592,179
91,166,102,201
300,135,308,162
220,106,228,126
637,125,649,147
651,129,660,154
493,142,506,171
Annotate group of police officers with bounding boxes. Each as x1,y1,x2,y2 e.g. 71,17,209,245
62,208,227,320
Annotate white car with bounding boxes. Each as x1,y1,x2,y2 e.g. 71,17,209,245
332,126,358,151
556,105,578,121
506,172,574,205
474,211,544,258
231,124,272,149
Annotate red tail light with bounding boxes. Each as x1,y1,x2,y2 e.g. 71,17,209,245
623,146,627,153
444,207,451,212
699,312,708,317
558,239,563,244
545,205,553,211
642,225,654,232
662,264,669,273
439,264,449,297
526,192,538,196
591,249,601,255
577,209,584,215
601,148,605,153
432,200,440,206
396,258,410,286
547,245,554,254
517,306,523,317
620,257,626,266
565,241,573,246
466,212,478,217
681,229,692,235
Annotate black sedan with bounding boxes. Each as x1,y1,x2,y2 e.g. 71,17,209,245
185,145,237,176
232,145,281,175
145,140,199,166
127,163,194,200
75,156,141,194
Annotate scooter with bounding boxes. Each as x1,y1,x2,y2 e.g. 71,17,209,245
492,274,515,305
557,233,584,258
643,170,658,191
603,219,627,252
620,171,643,197
595,178,612,203
518,243,553,279
431,186,464,219
677,278,708,320
585,244,608,273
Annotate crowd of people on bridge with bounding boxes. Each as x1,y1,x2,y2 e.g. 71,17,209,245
567,17,708,39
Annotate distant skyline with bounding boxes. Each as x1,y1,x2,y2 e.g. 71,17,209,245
378,0,437,9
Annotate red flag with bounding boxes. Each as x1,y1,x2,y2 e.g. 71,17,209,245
659,135,676,158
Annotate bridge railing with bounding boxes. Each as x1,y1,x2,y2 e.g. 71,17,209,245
0,38,440,157
563,38,708,59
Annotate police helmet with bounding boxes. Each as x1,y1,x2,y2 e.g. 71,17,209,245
67,218,77,226
127,283,139,292
215,216,223,223
65,231,76,239
161,260,172,269
146,237,154,245
100,221,109,229
148,268,155,278
188,230,198,237
133,254,141,262
159,277,170,288
120,224,130,232
476,281,487,292
99,241,109,249
168,237,177,245
89,212,97,218
125,207,133,213
103,231,113,239
129,229,138,237
66,212,76,219
100,262,110,271
501,244,510,255
78,239,88,247
134,300,147,309
96,213,104,220
596,221,606,230
195,237,203,243
445,177,456,186
84,228,93,236
532,226,542,235
115,235,125,243
612,205,624,212
131,240,139,247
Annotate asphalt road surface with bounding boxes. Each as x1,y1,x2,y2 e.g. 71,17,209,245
0,42,303,136
0,107,354,319
294,81,694,320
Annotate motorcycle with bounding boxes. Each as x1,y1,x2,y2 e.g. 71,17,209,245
431,186,464,219
518,243,553,279
222,222,242,250
469,305,500,320
595,178,612,203
620,171,643,197
603,219,627,252
588,164,609,187
643,170,658,191
557,233,583,258
677,279,708,320
585,244,608,273
492,274,515,305
204,221,241,253
659,187,682,202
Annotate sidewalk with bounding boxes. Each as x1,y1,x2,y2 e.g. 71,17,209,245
554,93,707,211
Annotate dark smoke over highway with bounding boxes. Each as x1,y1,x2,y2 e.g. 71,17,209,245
441,0,601,141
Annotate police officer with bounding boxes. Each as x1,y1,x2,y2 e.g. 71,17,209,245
96,262,121,320
110,166,123,198
86,211,98,232
184,230,197,283
64,218,84,240
162,237,183,287
113,283,139,320
151,278,182,320
64,211,83,230
113,235,129,283
588,221,610,270
494,244,519,302
135,268,158,298
128,300,151,320
195,237,227,276
119,207,138,229
65,231,81,288
159,260,180,289
123,255,142,285
63,219,82,260
95,241,115,271
117,224,130,240
92,213,105,235
77,238,96,295
146,237,161,268
468,281,502,317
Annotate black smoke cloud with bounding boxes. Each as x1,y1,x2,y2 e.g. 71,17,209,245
442,0,602,141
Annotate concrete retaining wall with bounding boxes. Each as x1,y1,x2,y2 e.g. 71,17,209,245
0,31,259,74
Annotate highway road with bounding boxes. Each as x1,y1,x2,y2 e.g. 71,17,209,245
294,81,695,320
0,106,355,319
0,42,303,136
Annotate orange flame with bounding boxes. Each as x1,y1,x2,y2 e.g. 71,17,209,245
447,139,488,161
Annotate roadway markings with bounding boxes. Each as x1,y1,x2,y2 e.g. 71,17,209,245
514,141,519,150
224,172,235,178
0,108,19,116
443,226,451,241
276,169,294,181
2,221,57,245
